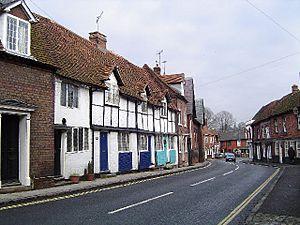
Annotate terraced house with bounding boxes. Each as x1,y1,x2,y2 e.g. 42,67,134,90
0,0,199,190
252,85,300,164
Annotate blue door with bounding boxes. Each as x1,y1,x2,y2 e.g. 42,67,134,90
100,132,108,171
139,135,151,170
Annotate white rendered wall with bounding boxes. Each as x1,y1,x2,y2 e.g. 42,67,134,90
130,133,138,170
94,131,100,173
119,97,127,128
128,101,136,128
54,79,89,127
92,91,104,126
108,132,118,173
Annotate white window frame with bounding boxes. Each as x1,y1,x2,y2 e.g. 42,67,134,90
105,83,119,105
275,141,279,156
161,102,167,117
283,117,287,133
138,134,148,151
118,132,130,152
297,115,300,130
274,119,278,133
178,110,182,126
5,14,30,56
184,111,187,127
296,141,300,158
155,135,163,150
61,82,79,108
67,127,89,153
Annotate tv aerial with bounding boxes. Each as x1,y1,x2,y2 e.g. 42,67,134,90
96,11,104,32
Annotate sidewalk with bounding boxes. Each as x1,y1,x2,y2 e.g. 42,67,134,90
246,165,300,225
0,161,209,207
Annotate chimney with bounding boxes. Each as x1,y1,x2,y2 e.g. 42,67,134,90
89,31,107,49
153,64,161,75
292,84,299,93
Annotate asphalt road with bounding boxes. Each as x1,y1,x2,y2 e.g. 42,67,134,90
0,160,278,225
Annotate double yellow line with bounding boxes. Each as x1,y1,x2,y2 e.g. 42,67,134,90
218,168,280,225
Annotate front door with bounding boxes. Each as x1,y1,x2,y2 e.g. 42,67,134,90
54,130,62,176
1,114,19,183
100,132,108,171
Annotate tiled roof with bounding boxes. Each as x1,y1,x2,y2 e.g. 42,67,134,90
31,14,113,87
0,0,18,10
160,73,185,84
219,129,246,141
253,90,300,124
143,64,185,110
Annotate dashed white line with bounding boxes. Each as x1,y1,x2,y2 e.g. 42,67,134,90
223,171,234,176
235,165,240,171
108,192,174,214
190,177,216,187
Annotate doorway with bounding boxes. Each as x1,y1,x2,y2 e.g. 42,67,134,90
1,114,19,183
54,130,62,176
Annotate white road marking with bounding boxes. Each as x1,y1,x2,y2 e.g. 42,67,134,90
190,177,216,187
223,171,234,176
235,165,239,171
108,192,174,214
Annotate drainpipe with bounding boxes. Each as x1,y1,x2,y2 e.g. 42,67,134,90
89,87,94,166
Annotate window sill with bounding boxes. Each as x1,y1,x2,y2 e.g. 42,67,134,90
66,149,90,154
105,102,119,108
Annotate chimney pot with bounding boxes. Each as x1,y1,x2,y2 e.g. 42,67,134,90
292,84,299,93
89,31,107,49
153,64,161,75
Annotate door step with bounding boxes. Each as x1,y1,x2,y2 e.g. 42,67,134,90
0,184,32,194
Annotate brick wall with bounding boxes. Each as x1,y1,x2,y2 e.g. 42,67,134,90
0,58,55,178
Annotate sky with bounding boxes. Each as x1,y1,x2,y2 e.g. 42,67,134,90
26,0,300,122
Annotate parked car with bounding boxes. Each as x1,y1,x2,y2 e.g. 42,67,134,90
215,153,224,158
225,153,236,162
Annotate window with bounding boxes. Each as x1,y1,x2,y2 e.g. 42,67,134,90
105,83,119,105
298,116,300,130
84,128,89,150
61,82,78,108
257,128,260,139
283,117,287,133
274,119,278,133
275,142,279,156
227,141,231,146
169,136,174,149
141,101,147,113
184,112,187,127
237,140,241,147
138,134,148,150
155,135,163,150
265,127,270,138
6,16,29,55
118,132,129,151
161,102,167,117
178,110,182,125
297,141,300,157
66,127,89,152
205,136,208,144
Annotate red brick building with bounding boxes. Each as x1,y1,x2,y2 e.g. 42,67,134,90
0,1,57,189
219,129,248,155
252,85,300,163
202,126,219,158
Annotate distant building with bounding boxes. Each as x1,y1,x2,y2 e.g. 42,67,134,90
252,85,300,163
219,129,249,156
202,126,219,159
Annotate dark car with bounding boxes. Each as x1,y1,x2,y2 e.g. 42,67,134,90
225,153,236,162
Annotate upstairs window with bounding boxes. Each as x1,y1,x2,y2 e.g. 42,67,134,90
61,82,78,108
184,112,187,127
141,92,148,113
283,117,287,133
105,83,119,105
118,132,130,151
7,16,29,55
178,110,182,125
161,102,167,117
274,119,278,133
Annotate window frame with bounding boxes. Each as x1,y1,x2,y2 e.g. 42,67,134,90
66,127,89,153
118,132,130,152
283,117,287,133
105,83,119,106
60,82,79,108
6,14,30,56
138,134,148,151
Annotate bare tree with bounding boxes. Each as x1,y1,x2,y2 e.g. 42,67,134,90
212,111,236,132
204,107,214,128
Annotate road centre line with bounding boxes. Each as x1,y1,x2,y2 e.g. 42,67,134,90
190,177,216,187
108,192,174,214
235,165,239,171
223,171,234,176
217,168,280,225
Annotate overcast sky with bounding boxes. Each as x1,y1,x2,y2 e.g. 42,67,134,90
27,0,300,122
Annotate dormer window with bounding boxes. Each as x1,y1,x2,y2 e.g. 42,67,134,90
161,98,167,117
6,15,30,55
105,83,119,105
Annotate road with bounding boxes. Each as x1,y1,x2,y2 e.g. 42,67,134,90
0,159,278,225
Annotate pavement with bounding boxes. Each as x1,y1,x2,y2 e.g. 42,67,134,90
0,161,209,207
244,161,300,225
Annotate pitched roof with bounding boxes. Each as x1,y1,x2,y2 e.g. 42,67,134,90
31,14,116,87
219,129,246,141
202,126,217,136
0,0,18,9
160,73,185,84
253,89,300,124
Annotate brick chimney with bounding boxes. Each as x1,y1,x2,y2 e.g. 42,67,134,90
89,31,107,49
292,84,299,93
153,64,161,75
